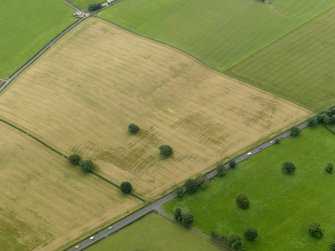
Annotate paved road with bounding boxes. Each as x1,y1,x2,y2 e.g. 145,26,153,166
67,120,310,251
0,0,118,92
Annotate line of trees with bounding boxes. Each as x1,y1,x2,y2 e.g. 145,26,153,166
68,154,94,172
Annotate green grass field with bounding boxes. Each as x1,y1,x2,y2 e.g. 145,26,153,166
164,126,335,251
68,0,97,11
98,0,335,72
229,6,335,112
0,0,75,79
87,212,221,251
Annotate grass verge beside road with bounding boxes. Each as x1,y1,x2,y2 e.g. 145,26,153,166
0,122,142,251
164,126,335,251
0,0,75,79
86,212,221,251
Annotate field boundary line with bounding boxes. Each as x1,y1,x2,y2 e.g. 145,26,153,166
94,16,312,114
226,71,316,112
0,116,146,202
91,172,146,202
0,117,68,158
0,1,121,92
225,4,335,71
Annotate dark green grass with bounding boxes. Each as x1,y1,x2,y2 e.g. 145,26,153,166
0,0,75,79
229,7,335,112
98,0,335,72
164,126,335,251
68,0,97,11
86,212,221,251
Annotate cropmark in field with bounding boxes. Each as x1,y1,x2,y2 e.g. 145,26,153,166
0,18,310,199
0,121,141,251
98,0,335,71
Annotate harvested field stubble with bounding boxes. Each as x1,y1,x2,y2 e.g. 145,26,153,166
0,18,310,199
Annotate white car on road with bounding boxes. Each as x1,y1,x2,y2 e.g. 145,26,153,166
246,152,252,156
89,236,94,240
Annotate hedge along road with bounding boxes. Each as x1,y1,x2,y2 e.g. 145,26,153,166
67,120,311,251
0,0,119,92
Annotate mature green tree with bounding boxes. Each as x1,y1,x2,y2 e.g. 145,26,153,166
175,186,184,198
88,3,102,12
185,179,198,193
228,233,243,250
174,208,183,222
229,160,236,168
282,161,296,174
216,164,226,177
159,145,173,158
322,114,332,125
128,123,140,135
80,160,94,172
325,163,333,174
309,223,323,238
120,182,133,194
69,153,81,165
244,227,258,240
181,213,193,227
236,193,249,209
291,126,301,137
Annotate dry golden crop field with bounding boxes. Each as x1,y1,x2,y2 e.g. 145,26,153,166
0,121,141,251
0,18,310,199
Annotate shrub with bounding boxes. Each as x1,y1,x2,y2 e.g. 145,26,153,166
159,145,173,158
274,138,280,144
291,126,301,137
229,160,236,168
174,208,183,222
120,182,133,194
128,123,140,135
185,179,198,193
329,242,335,251
195,174,209,188
309,223,323,238
210,231,226,244
325,163,333,174
80,160,94,172
244,227,258,240
228,233,242,250
282,162,296,175
236,193,249,209
69,153,81,165
88,3,102,12
307,118,317,127
175,186,184,198
216,164,226,177
181,213,193,227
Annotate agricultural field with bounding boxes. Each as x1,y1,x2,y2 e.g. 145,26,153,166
98,0,335,71
0,0,75,79
229,7,335,112
164,126,335,251
87,212,221,251
0,121,142,251
68,0,98,11
0,18,310,200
